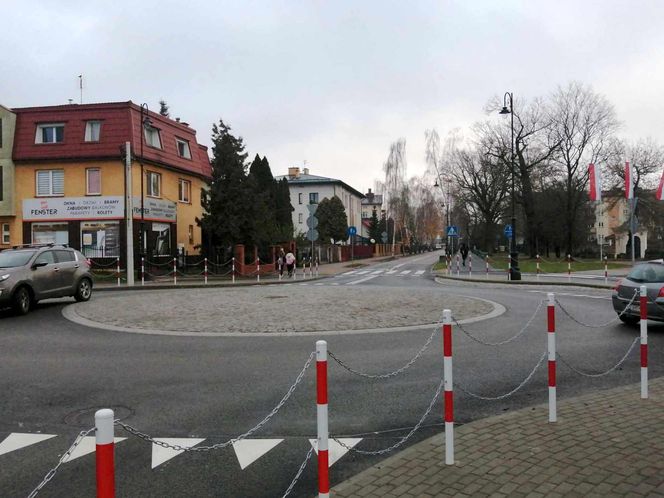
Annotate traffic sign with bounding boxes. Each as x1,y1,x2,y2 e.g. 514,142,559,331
504,224,513,237
306,215,318,229
381,231,388,243
347,226,357,236
306,228,319,241
446,226,459,237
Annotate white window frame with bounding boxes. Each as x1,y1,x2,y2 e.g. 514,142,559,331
298,213,303,224
2,223,9,244
298,193,302,204
178,178,191,203
84,120,102,142
36,170,64,197
146,171,161,198
176,138,192,159
35,123,65,144
86,168,101,195
144,126,162,149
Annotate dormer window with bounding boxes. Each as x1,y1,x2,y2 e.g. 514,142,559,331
144,126,162,149
84,120,102,142
176,138,191,159
35,123,64,144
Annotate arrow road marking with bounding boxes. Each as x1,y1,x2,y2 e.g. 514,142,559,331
309,438,362,466
232,439,284,470
63,436,126,463
0,433,57,456
152,438,205,469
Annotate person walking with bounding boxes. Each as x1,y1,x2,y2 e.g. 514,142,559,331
285,250,296,277
460,242,469,267
277,248,285,277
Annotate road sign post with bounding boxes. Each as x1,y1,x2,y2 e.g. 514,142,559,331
347,226,357,262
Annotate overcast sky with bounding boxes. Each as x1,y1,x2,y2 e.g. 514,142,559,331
3,0,664,192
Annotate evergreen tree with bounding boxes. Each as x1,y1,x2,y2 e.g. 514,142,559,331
275,178,294,240
248,154,276,246
317,196,348,243
159,99,170,117
368,206,381,243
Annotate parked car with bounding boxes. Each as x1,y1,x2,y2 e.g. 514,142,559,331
0,244,93,315
612,260,664,325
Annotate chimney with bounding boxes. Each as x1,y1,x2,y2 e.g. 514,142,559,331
175,117,181,122
303,167,309,175
288,167,300,178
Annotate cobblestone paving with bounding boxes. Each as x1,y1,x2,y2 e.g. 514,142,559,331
71,286,493,334
333,378,664,497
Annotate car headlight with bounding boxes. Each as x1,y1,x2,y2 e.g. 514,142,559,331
0,274,9,282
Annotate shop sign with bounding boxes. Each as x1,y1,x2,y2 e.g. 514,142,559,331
132,197,177,222
23,196,124,221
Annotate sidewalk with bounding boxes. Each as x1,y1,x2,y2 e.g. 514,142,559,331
333,378,664,497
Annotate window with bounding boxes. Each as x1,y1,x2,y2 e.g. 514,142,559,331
298,213,303,224
298,193,302,204
176,138,191,159
34,250,56,265
54,250,75,262
188,225,194,244
32,223,69,245
309,192,319,204
35,123,65,144
144,126,162,148
36,170,64,196
146,171,161,197
178,179,191,203
0,118,3,148
86,168,101,195
2,223,9,244
81,221,120,258
84,121,102,142
152,222,171,256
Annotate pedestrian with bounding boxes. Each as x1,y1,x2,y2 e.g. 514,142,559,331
460,242,469,267
277,248,285,277
285,250,295,277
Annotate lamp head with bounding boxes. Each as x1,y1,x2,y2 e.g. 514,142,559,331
434,180,440,188
143,116,153,128
499,106,511,115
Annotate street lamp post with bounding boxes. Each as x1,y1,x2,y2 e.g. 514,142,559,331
434,176,452,254
139,104,152,264
499,92,521,280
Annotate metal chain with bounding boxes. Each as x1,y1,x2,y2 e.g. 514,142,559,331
454,350,547,400
27,427,95,498
281,446,314,497
90,259,121,268
555,290,638,328
328,328,438,379
334,374,445,456
453,299,544,346
557,337,639,378
116,352,315,452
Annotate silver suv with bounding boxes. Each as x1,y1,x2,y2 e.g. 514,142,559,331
0,244,93,315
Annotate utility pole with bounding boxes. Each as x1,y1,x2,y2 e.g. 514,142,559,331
124,141,135,285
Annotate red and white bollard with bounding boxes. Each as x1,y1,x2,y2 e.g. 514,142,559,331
116,258,120,287
567,254,571,282
141,257,145,286
456,254,460,276
507,255,511,281
547,293,557,422
204,258,208,285
468,254,472,277
604,256,608,284
316,259,319,277
278,262,283,281
95,409,115,498
256,258,260,283
316,340,329,497
536,254,541,281
447,255,451,275
442,309,454,465
640,285,648,399
173,257,177,285
485,255,489,279
232,257,236,284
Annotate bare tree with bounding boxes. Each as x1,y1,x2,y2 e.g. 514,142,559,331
383,139,408,253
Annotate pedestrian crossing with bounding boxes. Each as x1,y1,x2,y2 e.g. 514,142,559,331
338,268,426,278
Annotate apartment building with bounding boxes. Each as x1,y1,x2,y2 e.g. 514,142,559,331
0,105,17,247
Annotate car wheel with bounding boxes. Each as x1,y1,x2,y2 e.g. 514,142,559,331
12,287,32,316
618,314,639,326
75,278,92,302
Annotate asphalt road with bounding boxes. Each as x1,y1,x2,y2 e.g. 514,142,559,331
0,251,662,497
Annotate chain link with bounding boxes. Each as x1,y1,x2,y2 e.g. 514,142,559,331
556,337,639,378
27,427,95,498
454,350,547,400
329,328,438,379
334,374,445,456
281,446,314,497
116,352,315,452
453,299,544,346
555,290,638,328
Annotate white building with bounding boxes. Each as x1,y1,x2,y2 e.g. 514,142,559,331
592,194,647,258
276,167,364,241
360,188,383,239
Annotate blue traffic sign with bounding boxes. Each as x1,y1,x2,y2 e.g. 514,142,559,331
504,224,513,237
347,226,357,236
446,226,459,237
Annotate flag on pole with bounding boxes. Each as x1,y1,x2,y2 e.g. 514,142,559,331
657,169,664,201
625,161,634,199
588,163,602,201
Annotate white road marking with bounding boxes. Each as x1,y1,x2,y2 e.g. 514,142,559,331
314,283,324,286
152,438,205,469
527,290,611,300
346,275,378,285
371,270,384,275
299,283,309,286
232,439,284,470
309,438,362,466
399,270,411,275
414,270,425,275
63,436,126,463
391,263,406,269
0,433,56,456
386,270,398,275
331,282,339,285
356,270,370,275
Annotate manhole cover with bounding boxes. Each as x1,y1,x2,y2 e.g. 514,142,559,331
265,295,288,299
64,405,134,427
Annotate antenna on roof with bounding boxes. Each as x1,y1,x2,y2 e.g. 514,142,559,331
78,74,83,104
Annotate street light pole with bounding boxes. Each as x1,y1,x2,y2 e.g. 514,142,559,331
499,92,521,280
139,103,152,265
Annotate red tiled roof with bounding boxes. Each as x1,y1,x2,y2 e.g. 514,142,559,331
12,101,211,179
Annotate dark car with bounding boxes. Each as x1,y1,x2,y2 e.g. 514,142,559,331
0,244,93,315
612,260,664,325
